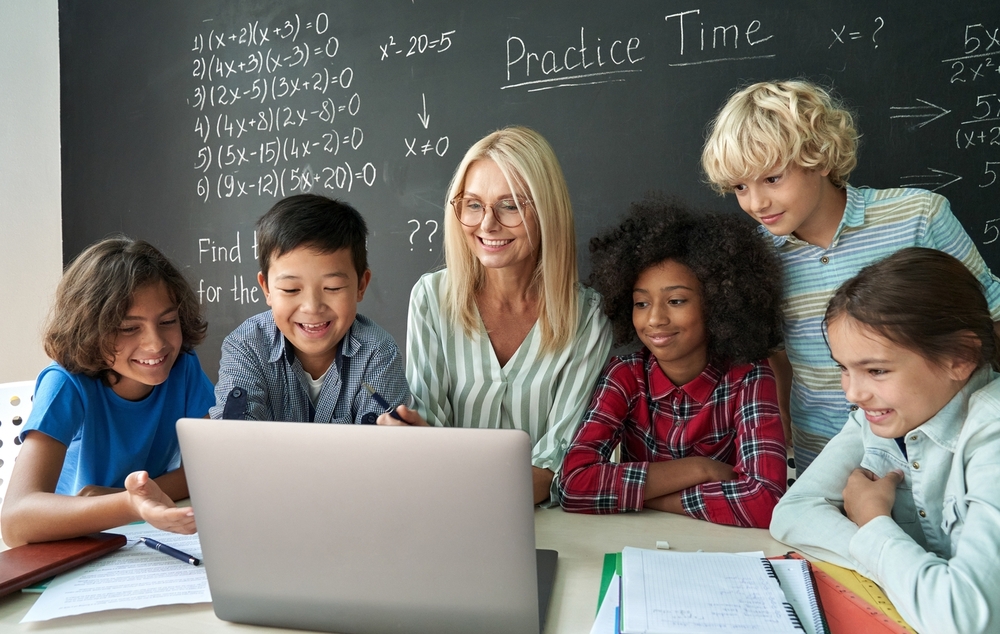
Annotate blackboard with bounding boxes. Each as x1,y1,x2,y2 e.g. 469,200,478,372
59,1,1000,380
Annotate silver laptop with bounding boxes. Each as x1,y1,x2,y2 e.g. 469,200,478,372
177,419,557,634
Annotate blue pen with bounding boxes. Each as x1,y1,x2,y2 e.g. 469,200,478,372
139,537,201,566
362,383,405,421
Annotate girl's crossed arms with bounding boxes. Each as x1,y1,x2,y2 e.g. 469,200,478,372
558,199,787,528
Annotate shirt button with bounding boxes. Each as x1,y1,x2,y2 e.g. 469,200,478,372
820,256,830,264
912,461,920,470
850,405,859,411
919,509,927,518
909,435,918,441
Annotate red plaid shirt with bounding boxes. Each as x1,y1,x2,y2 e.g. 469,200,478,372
558,349,786,528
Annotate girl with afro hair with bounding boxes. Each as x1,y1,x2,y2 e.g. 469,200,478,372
558,199,787,528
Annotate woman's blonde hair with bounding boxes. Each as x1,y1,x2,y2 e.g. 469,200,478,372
442,126,578,353
701,80,858,194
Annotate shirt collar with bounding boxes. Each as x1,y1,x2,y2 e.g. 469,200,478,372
769,184,861,249
645,351,723,405
915,366,993,451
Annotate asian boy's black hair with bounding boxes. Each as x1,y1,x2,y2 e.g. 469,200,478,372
256,194,369,280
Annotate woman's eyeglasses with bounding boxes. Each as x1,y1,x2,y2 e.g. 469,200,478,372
450,196,532,228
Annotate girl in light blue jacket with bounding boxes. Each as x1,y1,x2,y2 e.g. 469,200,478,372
770,247,1000,634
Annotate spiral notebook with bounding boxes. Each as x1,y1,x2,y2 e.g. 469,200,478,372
619,547,805,633
770,558,829,634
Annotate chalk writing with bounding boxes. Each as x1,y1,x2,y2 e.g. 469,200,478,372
379,31,456,59
407,219,440,252
663,9,774,67
503,27,644,91
889,98,952,130
186,8,380,230
828,17,884,49
231,275,261,305
899,168,963,192
943,24,1000,83
197,279,224,304
982,161,1000,187
955,126,1000,149
984,218,1000,244
198,233,244,264
951,94,1000,149
417,93,430,129
405,137,449,157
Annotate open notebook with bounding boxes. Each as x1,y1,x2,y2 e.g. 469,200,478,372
619,547,815,634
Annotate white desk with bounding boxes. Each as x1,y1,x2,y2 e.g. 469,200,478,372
0,508,787,633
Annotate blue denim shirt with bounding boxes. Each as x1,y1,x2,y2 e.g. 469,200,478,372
210,311,410,424
771,368,1000,634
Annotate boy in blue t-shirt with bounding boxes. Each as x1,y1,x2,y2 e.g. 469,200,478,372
3,237,214,547
701,80,1000,474
211,194,410,424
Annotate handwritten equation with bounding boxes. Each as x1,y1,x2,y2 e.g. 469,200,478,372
378,31,456,59
945,23,1000,83
828,17,884,49
187,10,460,306
188,12,380,205
878,21,1000,250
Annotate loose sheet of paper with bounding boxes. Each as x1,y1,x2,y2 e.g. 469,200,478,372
591,574,620,634
620,547,801,634
21,522,211,622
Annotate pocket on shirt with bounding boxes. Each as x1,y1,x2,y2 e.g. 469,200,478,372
889,485,918,525
861,450,915,524
941,495,965,544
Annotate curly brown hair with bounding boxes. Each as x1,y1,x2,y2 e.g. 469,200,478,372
44,236,207,385
588,198,783,365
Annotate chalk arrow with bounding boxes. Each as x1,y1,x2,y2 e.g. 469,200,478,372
417,93,430,129
899,168,962,192
889,99,951,130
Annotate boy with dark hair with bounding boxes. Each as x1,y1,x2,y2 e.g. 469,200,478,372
211,194,409,423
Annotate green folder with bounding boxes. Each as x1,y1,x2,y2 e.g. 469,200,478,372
596,552,623,616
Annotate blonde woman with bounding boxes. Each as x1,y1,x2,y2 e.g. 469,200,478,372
378,126,612,505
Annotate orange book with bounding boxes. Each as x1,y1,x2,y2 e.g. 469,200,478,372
781,553,911,634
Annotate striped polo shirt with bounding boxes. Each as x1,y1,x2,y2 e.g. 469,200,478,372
405,269,613,502
772,186,1000,474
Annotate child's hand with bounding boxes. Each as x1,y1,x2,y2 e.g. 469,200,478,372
376,404,429,427
843,468,903,528
125,471,197,534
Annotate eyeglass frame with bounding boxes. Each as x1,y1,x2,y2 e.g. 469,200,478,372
449,194,533,228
